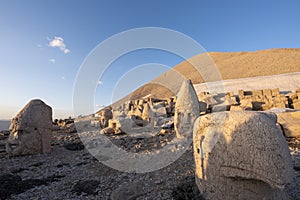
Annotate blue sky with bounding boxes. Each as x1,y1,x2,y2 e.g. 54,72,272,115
0,0,300,119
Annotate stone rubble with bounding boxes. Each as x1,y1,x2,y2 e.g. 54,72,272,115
0,87,300,199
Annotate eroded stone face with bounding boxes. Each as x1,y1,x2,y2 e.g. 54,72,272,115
99,109,113,128
6,99,53,156
174,80,200,139
193,111,293,199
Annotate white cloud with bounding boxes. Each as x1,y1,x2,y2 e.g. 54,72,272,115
37,44,42,48
97,80,103,85
61,76,65,80
64,49,70,54
48,36,70,54
49,58,55,63
96,104,105,108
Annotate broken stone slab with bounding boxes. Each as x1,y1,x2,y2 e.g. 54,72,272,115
239,99,253,110
293,100,300,109
272,88,280,96
263,89,272,97
154,106,167,118
193,111,293,199
252,89,263,97
174,79,200,139
276,111,300,138
211,104,229,112
6,99,53,156
199,101,207,114
238,90,245,100
229,105,245,111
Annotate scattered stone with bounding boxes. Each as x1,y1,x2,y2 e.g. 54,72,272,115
72,180,100,195
238,90,245,99
63,142,84,151
193,111,293,199
253,89,263,96
6,99,53,156
263,89,272,97
0,173,62,199
229,105,244,111
272,88,280,96
110,181,143,200
172,176,203,200
276,111,300,137
239,99,253,110
100,127,115,135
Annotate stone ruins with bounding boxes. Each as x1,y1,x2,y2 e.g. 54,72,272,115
198,88,300,112
6,99,53,156
2,81,299,199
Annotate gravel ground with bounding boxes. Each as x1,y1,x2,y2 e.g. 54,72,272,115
0,130,299,200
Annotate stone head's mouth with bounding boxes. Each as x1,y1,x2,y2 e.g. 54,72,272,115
220,165,285,189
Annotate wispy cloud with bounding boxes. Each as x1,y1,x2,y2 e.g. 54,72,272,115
37,44,42,48
96,104,105,108
97,80,103,85
49,58,55,63
48,36,70,54
61,76,65,80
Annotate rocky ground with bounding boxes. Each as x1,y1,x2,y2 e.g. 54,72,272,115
0,130,299,200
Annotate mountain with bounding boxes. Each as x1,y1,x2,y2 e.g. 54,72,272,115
112,48,300,108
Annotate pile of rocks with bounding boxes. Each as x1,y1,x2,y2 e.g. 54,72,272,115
53,117,77,134
96,96,177,135
198,88,300,112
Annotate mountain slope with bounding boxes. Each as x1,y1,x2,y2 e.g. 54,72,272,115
113,48,300,108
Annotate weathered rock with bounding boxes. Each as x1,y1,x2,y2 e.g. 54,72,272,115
253,89,263,97
154,106,167,118
6,99,53,156
141,103,150,121
263,89,272,97
229,105,244,111
198,95,218,110
110,181,143,200
238,90,244,100
293,101,300,109
98,108,113,128
277,111,300,137
239,99,253,110
174,80,200,139
100,127,115,135
211,104,229,112
72,180,100,195
199,101,207,114
109,115,134,134
272,88,280,96
193,111,293,199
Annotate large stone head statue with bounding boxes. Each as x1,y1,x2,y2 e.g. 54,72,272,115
193,111,293,199
174,79,200,139
6,99,53,156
